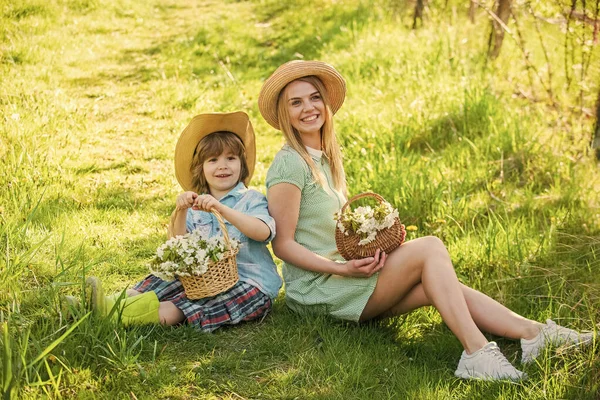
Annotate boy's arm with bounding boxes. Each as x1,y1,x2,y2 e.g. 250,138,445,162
193,194,271,242
168,191,198,238
168,208,189,238
217,206,271,242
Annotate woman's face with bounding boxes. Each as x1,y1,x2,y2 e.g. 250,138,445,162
284,80,325,136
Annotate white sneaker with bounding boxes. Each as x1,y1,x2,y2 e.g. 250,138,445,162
521,319,594,364
454,342,526,381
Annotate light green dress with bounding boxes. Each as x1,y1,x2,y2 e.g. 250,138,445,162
266,145,378,322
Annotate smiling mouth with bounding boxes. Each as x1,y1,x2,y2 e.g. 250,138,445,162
301,115,319,122
215,174,232,178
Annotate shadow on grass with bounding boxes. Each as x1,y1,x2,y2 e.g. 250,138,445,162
11,277,600,399
61,303,455,399
57,301,600,399
400,87,501,154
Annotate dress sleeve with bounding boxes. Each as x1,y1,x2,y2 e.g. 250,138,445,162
243,190,277,242
266,150,308,191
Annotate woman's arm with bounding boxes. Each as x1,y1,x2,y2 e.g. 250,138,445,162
268,183,385,277
194,194,271,242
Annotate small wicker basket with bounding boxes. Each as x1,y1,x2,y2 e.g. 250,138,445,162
335,192,406,260
178,208,239,299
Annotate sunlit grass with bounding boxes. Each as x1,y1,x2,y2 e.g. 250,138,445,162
1,0,600,398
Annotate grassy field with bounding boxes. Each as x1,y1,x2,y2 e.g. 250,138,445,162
2,0,600,398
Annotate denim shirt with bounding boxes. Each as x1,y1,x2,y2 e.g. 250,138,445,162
185,182,282,299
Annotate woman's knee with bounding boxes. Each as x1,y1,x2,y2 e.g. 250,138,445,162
420,236,449,255
418,236,453,268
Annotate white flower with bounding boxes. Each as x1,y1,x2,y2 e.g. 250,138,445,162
195,248,207,262
336,200,399,246
148,228,239,279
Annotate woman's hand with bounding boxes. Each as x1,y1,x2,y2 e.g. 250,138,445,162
176,191,198,211
193,194,222,213
342,249,386,277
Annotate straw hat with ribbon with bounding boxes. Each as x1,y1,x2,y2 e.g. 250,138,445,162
258,60,347,130
174,111,256,192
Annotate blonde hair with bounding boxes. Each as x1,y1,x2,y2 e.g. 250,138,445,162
276,76,346,193
190,131,249,194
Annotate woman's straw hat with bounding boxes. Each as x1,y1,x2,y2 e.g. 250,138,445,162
174,111,256,191
258,60,346,130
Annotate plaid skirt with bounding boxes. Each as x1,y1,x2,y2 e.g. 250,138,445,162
133,275,272,333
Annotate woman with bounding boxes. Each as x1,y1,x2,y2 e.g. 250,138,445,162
259,60,592,380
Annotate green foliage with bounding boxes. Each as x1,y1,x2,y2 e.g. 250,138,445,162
1,0,600,398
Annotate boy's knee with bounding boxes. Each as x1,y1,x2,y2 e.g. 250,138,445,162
126,289,141,297
158,302,185,326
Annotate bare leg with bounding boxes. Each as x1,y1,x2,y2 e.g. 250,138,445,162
158,302,185,326
360,236,488,354
126,289,141,297
461,285,542,339
379,282,542,340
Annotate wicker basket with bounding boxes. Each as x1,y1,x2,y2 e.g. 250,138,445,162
335,192,406,260
178,209,239,299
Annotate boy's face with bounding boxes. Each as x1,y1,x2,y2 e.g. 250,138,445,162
202,149,242,198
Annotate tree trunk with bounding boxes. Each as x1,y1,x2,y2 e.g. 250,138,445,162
413,0,425,29
488,0,512,59
592,88,600,159
469,0,477,23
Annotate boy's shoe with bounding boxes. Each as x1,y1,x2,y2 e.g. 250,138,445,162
61,276,105,318
86,276,160,325
521,319,594,364
63,276,160,326
61,295,82,319
454,342,526,381
85,276,107,315
117,291,160,326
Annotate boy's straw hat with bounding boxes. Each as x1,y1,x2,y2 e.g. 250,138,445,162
174,111,256,191
258,60,346,130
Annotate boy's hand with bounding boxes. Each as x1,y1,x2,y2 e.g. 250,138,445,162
193,194,222,213
176,191,198,211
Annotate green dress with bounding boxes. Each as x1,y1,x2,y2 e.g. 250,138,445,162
266,145,378,322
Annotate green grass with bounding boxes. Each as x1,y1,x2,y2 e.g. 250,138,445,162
1,0,600,398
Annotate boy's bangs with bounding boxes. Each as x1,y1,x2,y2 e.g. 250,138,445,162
200,131,245,159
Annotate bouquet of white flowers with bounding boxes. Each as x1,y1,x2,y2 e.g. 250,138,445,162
149,230,240,281
149,209,240,299
335,202,399,246
334,192,406,260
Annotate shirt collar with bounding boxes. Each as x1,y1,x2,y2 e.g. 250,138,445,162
282,143,324,162
219,181,247,201
305,145,322,160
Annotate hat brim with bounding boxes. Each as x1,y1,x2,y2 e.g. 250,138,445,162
258,60,346,130
174,112,256,192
